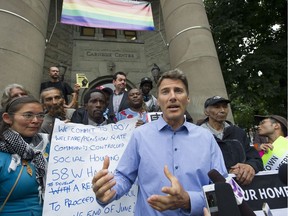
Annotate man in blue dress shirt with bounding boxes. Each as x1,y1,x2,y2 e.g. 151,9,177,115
92,69,227,215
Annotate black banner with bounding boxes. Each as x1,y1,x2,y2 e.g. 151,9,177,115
240,171,287,211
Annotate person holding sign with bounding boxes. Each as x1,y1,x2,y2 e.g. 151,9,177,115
40,66,80,108
256,115,287,152
256,115,288,170
0,96,50,215
92,69,227,215
198,96,263,185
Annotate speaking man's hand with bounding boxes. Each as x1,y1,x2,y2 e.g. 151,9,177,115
92,156,116,203
147,165,191,212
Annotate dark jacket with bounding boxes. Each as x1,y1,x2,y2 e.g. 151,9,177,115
70,107,115,125
107,91,129,117
199,119,263,173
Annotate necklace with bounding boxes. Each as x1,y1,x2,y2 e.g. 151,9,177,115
22,160,33,176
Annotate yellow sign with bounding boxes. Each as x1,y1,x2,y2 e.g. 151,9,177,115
76,73,89,88
262,136,288,170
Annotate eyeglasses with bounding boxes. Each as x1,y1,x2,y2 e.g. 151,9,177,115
13,112,45,121
259,119,276,125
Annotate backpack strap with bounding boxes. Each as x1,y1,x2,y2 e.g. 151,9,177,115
0,163,24,212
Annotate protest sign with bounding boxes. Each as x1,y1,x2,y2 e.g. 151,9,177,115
147,112,189,123
43,118,138,216
261,136,288,170
240,170,288,215
146,112,162,122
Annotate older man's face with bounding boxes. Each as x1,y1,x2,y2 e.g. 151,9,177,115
42,89,64,116
205,102,229,123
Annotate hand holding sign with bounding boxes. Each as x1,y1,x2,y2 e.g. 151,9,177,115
147,165,190,212
230,163,255,185
92,156,116,203
260,143,274,153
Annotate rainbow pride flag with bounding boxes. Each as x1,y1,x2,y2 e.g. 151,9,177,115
61,0,155,31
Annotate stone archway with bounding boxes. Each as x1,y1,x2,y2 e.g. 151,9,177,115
79,75,136,105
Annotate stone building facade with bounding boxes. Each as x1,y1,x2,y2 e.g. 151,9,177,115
0,0,232,122
43,0,169,106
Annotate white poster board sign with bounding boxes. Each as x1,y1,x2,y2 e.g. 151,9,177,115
43,118,138,216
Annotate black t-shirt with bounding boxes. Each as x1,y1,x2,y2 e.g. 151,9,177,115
40,81,73,104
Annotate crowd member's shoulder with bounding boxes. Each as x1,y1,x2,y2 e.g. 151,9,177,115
186,120,212,133
196,117,208,126
226,121,246,133
70,107,87,124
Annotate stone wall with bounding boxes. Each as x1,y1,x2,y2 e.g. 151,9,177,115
43,0,169,87
43,0,169,101
43,0,73,85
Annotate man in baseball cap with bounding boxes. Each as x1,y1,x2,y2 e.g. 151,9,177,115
198,95,263,185
96,85,113,96
204,95,231,108
139,77,158,112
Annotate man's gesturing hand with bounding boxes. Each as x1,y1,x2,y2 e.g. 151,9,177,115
92,156,116,203
147,165,190,212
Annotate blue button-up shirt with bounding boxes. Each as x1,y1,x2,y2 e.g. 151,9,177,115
112,117,227,215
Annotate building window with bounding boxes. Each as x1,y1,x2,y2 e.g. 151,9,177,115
103,29,117,38
80,27,95,37
124,30,137,40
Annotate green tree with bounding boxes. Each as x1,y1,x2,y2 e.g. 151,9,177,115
204,0,287,129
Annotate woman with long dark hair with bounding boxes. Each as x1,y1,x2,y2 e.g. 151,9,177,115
0,96,50,215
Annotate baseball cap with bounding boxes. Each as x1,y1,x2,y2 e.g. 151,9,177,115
140,77,153,88
255,115,287,132
204,96,231,108
96,86,113,95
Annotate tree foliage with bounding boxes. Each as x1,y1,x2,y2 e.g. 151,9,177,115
204,0,287,129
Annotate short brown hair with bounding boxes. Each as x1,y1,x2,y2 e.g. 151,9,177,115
113,71,126,81
156,68,189,95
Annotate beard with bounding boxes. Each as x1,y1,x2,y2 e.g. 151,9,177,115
51,74,59,80
47,104,66,120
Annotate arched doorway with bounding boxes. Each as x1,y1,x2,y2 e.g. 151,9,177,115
79,75,135,105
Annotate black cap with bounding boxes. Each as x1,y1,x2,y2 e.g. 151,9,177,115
204,96,231,108
255,115,287,133
140,77,153,88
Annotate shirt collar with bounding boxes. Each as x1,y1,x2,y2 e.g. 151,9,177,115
156,116,189,133
114,90,124,95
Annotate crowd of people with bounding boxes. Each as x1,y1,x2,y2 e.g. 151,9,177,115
0,66,286,215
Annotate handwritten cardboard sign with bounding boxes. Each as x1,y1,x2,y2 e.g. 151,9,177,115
43,118,138,216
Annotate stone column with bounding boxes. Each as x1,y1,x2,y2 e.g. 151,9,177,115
0,0,50,98
160,0,233,122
